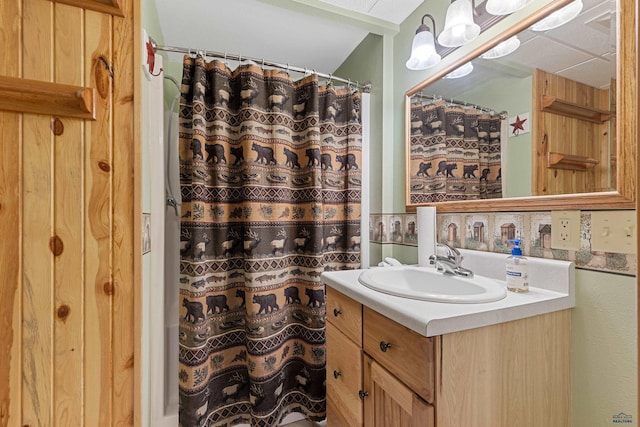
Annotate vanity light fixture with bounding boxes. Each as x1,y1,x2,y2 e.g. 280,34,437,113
443,61,474,79
437,0,481,47
480,35,520,59
485,0,534,16
531,0,583,31
406,14,442,70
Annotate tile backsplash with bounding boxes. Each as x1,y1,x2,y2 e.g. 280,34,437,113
370,211,636,276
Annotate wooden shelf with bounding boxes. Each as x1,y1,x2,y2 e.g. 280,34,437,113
541,95,612,124
0,75,96,120
51,0,124,16
547,152,599,171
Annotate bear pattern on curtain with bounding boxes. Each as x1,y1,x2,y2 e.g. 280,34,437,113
177,55,362,427
409,100,502,203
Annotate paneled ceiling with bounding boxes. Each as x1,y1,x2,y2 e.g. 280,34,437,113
428,0,617,99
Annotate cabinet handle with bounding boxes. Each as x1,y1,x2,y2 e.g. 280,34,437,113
379,341,392,352
333,308,342,317
333,370,342,379
358,390,369,400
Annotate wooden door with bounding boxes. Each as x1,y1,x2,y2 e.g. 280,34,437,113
363,356,434,427
0,0,137,426
326,323,363,427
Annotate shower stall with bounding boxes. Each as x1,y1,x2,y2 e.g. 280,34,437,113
142,41,370,426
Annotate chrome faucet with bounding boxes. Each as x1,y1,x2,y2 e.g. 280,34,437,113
428,243,474,278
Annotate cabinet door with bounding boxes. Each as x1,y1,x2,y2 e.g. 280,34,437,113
363,355,434,427
364,307,435,403
326,287,362,346
326,322,363,427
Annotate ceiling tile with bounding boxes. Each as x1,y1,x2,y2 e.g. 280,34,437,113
502,37,593,74
556,56,616,89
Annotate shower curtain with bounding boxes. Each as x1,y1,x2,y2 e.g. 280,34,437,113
177,55,362,427
409,100,502,203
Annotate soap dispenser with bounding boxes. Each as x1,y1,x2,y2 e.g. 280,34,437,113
506,239,528,293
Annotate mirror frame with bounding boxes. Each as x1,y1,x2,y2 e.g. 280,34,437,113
405,0,636,212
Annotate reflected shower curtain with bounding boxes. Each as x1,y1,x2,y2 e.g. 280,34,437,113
408,100,502,203
178,55,362,427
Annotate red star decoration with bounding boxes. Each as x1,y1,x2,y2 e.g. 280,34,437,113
510,115,527,135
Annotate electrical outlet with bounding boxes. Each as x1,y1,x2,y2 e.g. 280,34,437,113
590,211,636,254
551,210,581,250
559,218,571,241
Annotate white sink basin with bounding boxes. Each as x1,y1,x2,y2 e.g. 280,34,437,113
358,266,507,304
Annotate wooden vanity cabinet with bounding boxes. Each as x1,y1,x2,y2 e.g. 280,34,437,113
326,287,364,426
326,288,435,427
326,287,572,427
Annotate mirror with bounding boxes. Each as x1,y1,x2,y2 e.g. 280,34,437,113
405,0,636,212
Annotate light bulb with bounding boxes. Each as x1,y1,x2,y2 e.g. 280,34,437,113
444,62,474,79
531,0,583,32
485,0,534,16
437,0,481,48
406,27,441,70
480,36,520,59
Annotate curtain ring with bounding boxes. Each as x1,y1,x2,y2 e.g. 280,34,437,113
224,52,228,65
239,54,242,63
328,73,333,85
261,58,265,70
286,63,290,72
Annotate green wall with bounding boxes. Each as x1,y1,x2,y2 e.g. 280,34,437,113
142,0,163,45
334,33,384,265
334,33,384,215
459,75,533,197
573,269,637,426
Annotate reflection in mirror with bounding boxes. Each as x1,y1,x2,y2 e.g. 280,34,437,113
408,96,506,203
407,0,617,204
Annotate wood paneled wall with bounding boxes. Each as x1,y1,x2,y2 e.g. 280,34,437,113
0,0,136,426
532,69,612,196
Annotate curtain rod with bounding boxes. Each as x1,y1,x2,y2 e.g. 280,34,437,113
413,92,507,119
150,39,371,92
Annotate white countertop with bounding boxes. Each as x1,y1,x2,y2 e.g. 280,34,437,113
321,249,575,337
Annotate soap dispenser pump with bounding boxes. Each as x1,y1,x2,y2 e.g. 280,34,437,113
506,239,528,293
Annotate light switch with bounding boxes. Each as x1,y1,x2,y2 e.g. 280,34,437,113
551,210,581,250
591,211,636,254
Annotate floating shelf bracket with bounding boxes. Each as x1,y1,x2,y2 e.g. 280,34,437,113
0,75,96,120
547,152,599,171
541,95,612,124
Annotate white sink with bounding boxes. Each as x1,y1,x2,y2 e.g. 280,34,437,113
357,266,507,304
